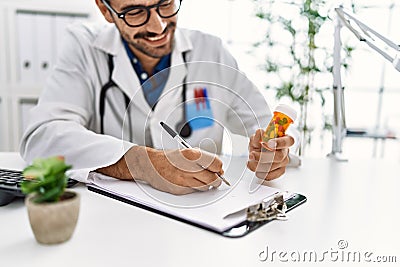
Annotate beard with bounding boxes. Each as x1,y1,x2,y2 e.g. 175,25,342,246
122,22,176,59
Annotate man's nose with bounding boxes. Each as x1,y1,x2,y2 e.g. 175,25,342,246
145,9,167,34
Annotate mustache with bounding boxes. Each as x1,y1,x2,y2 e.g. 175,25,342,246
134,22,176,39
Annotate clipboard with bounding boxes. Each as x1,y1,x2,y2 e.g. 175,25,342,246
87,182,306,238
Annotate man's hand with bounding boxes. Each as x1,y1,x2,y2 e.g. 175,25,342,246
97,146,224,195
247,129,294,184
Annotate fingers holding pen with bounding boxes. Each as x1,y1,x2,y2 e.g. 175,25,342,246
195,169,222,188
163,148,224,189
184,148,224,175
141,147,225,195
168,169,222,192
158,122,226,192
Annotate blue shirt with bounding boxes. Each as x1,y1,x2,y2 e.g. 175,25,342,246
123,39,171,109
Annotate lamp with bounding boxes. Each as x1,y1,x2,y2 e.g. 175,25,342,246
329,6,400,161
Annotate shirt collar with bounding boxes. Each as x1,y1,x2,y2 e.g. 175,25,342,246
122,39,171,84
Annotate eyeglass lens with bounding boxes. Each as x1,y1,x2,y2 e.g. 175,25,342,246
124,0,180,27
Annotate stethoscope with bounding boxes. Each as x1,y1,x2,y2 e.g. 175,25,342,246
99,52,192,142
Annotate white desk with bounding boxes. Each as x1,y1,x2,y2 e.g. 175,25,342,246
1,152,399,267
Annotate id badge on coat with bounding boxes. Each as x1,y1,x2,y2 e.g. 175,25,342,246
186,87,214,130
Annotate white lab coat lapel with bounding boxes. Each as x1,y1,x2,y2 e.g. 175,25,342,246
94,25,193,148
112,51,152,116
150,29,192,149
93,24,151,117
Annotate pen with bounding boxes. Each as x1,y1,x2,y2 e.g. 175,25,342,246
160,121,231,186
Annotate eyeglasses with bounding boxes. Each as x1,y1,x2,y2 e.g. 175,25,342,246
101,0,182,27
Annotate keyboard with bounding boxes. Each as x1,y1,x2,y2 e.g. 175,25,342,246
0,168,79,206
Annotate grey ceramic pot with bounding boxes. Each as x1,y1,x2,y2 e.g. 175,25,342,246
25,190,80,244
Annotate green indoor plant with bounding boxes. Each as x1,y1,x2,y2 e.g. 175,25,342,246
253,0,356,155
21,156,80,245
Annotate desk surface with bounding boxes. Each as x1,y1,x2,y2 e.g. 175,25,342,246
1,152,399,267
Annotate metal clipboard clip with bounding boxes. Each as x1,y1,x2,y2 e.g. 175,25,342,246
246,192,288,222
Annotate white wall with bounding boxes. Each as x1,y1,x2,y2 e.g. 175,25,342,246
1,0,398,159
0,0,99,151
180,0,400,159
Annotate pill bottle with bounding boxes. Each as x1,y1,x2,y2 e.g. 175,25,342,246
262,104,297,150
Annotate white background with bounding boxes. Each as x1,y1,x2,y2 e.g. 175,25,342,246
1,0,399,160
179,0,400,161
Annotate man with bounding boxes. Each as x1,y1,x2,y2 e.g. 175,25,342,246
20,0,295,195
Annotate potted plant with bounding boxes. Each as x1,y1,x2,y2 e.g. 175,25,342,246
21,156,80,245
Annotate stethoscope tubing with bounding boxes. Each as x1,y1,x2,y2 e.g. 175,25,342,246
99,52,191,141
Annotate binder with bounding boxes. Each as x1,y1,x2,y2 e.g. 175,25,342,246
53,14,74,64
71,14,88,24
16,12,36,84
35,13,54,84
19,99,38,138
86,157,306,238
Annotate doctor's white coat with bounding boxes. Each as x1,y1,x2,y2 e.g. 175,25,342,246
20,22,271,182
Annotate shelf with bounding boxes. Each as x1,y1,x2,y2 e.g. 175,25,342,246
346,128,397,140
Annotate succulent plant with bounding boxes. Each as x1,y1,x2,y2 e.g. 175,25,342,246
21,156,72,203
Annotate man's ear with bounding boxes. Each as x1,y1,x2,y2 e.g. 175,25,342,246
95,0,114,23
